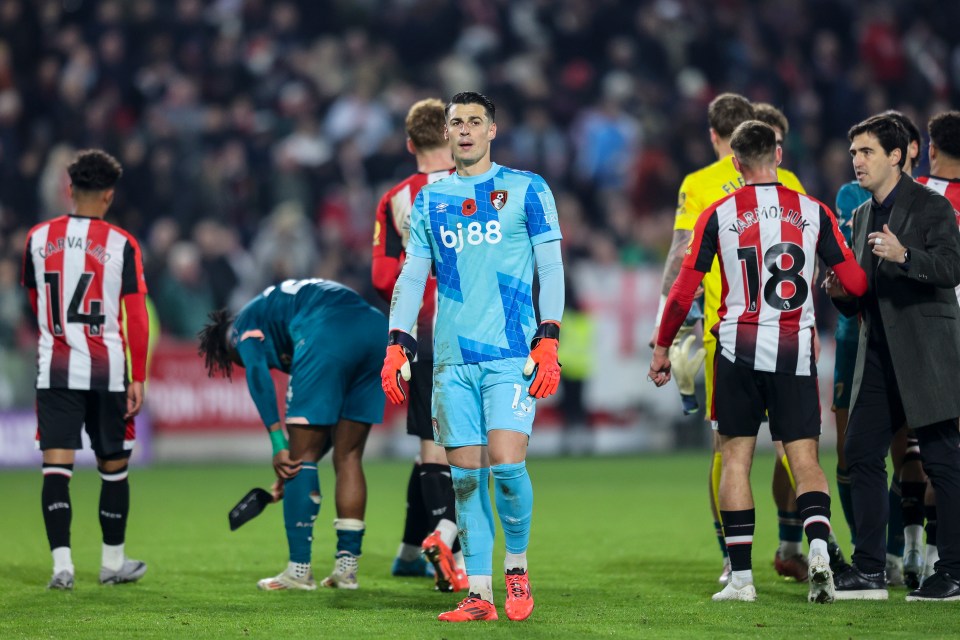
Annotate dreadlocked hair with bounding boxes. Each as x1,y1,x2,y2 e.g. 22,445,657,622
198,308,235,379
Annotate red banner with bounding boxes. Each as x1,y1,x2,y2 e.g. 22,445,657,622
146,339,403,433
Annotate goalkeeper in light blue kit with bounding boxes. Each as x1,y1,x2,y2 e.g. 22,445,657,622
381,91,564,623
199,278,386,591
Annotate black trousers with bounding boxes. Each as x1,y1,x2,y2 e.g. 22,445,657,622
846,340,960,574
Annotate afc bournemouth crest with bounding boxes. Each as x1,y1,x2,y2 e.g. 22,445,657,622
490,190,508,210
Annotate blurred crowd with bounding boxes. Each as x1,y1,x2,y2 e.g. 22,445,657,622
0,0,957,367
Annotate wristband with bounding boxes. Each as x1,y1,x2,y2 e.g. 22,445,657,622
269,429,288,456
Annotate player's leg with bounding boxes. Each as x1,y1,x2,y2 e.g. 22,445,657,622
703,340,730,584
436,364,498,622
772,439,807,582
783,437,836,604
899,429,926,588
258,324,339,591
392,457,433,577
714,434,758,602
711,356,762,602
393,361,437,578
258,423,329,591
484,359,538,621
769,368,835,603
886,426,907,585
419,437,467,591
320,417,372,589
36,389,84,589
88,390,147,586
410,359,464,590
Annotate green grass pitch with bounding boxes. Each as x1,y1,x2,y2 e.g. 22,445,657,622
2,453,959,639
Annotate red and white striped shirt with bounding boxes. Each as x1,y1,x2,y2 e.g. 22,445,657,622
372,169,452,358
918,176,960,302
681,184,859,375
21,214,148,391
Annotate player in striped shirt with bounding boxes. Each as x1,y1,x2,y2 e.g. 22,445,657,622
382,92,564,622
649,121,867,603
911,110,960,585
654,94,808,586
372,98,466,591
21,150,150,590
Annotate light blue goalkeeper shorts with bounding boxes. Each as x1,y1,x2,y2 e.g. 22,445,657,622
431,357,536,447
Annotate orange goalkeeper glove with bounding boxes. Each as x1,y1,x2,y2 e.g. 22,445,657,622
523,321,561,399
382,330,417,405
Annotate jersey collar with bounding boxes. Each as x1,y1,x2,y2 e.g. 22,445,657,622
453,162,500,184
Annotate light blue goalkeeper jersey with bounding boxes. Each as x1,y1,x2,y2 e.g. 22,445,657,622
406,162,562,365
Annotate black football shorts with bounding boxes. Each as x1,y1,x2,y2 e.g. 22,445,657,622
714,354,820,443
36,388,134,459
406,359,435,441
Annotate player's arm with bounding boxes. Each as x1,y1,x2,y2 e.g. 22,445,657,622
649,209,716,387
20,233,39,315
522,177,565,399
120,239,149,418
235,336,301,479
523,240,564,399
382,190,432,404
650,176,701,346
372,194,404,302
818,203,867,316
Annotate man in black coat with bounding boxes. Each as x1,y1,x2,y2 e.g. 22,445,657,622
825,114,960,601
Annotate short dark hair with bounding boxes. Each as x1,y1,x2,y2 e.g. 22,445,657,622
67,149,123,192
447,91,496,122
882,110,921,146
929,111,960,159
708,93,755,139
752,103,789,136
406,98,447,150
730,121,778,170
198,309,235,379
848,115,908,169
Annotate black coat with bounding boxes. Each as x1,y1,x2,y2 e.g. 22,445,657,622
834,175,960,427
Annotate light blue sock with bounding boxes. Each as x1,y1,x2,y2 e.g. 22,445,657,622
491,462,533,555
450,465,493,576
283,464,319,564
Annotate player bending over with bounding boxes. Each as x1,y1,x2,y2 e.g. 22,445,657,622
199,278,385,590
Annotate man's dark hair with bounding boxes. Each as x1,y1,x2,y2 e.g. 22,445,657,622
730,121,778,170
447,91,496,122
198,309,235,379
882,110,921,146
753,103,789,136
929,111,960,159
848,114,909,169
67,149,123,192
708,93,755,139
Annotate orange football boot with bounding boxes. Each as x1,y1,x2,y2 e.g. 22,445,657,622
504,569,534,621
421,530,468,592
437,594,498,622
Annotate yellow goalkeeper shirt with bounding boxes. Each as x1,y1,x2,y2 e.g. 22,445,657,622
674,155,805,343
